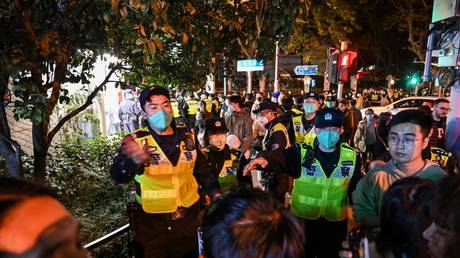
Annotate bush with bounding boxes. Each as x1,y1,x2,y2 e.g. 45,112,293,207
17,134,130,257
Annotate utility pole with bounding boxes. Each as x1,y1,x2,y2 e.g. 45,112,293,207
274,39,280,92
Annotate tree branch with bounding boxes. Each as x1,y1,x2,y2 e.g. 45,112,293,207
47,63,125,145
14,0,37,42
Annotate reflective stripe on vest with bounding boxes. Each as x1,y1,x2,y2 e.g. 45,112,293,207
292,115,316,145
262,122,292,151
291,143,356,221
292,108,303,116
171,101,181,118
186,100,199,115
132,128,199,213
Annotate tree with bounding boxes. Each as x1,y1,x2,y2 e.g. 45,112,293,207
0,1,127,182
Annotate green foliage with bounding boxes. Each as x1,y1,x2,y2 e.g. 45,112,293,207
16,135,130,256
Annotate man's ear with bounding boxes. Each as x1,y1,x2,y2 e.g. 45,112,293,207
422,137,429,149
340,127,344,135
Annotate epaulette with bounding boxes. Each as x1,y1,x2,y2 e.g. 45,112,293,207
131,128,150,139
341,142,354,150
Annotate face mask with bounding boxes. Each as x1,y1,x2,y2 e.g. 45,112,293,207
325,102,335,108
366,114,373,121
258,116,269,126
317,130,340,149
148,109,173,131
304,103,316,114
227,105,235,112
209,134,227,151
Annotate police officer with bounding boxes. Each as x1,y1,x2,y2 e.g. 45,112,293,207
252,101,291,202
119,89,141,132
324,95,337,109
109,86,220,258
292,92,321,145
183,93,199,129
244,108,362,258
202,117,240,192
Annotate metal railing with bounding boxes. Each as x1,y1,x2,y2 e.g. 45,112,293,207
84,223,130,251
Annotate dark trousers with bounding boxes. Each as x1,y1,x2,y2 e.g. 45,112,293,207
303,218,348,258
134,204,200,258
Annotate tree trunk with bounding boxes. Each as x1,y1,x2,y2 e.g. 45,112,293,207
0,78,23,177
32,120,49,183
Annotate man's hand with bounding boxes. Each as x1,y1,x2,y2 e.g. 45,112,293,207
121,136,148,165
243,157,268,176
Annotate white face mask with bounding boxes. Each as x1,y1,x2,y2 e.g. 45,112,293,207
258,115,269,126
209,134,227,151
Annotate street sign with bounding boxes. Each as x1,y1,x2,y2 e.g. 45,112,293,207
294,65,319,76
237,59,264,72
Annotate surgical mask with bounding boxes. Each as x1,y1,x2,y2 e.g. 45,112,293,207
317,130,340,149
148,109,173,131
209,134,227,151
366,114,373,121
258,116,269,126
304,103,317,114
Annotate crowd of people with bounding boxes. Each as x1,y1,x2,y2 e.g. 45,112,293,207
0,85,458,258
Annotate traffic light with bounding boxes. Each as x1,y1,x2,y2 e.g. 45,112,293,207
338,51,358,82
327,49,340,83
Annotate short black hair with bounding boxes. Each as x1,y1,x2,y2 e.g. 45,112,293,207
203,187,304,258
388,109,433,138
350,99,357,106
433,98,449,106
227,95,243,106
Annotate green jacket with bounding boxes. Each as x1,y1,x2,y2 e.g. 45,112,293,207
352,159,445,226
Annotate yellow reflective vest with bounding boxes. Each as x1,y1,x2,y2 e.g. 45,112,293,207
204,147,239,192
292,108,303,116
291,143,356,221
212,99,220,113
204,98,212,113
262,122,291,151
292,115,317,145
186,99,199,115
132,128,199,213
171,100,181,118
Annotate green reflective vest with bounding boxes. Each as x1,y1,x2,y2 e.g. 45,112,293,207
291,143,356,221
292,108,303,116
171,100,181,118
292,115,316,145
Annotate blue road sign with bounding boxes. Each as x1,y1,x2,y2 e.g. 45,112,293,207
237,59,264,72
294,65,319,76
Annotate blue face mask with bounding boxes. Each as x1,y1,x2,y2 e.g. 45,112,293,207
304,103,316,114
317,130,340,149
148,109,173,131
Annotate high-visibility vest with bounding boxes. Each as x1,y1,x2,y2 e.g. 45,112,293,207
186,99,199,115
262,122,291,151
204,148,239,192
292,108,303,116
212,99,220,113
204,98,212,113
171,100,181,118
291,143,356,221
430,146,451,168
132,128,199,213
292,115,316,145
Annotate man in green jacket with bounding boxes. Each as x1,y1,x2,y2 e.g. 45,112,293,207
353,109,446,229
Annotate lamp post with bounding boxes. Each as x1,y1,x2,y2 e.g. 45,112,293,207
274,39,280,92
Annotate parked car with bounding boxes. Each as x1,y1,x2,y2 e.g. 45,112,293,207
361,96,448,117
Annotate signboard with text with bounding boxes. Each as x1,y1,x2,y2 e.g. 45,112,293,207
294,65,319,76
237,59,264,72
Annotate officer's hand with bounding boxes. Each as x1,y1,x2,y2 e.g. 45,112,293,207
243,157,268,176
338,240,352,258
121,136,148,165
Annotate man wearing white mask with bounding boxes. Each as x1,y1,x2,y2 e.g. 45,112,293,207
252,101,291,202
109,86,221,258
224,95,253,157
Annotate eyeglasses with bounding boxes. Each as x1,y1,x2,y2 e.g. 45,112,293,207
439,107,450,112
388,135,424,146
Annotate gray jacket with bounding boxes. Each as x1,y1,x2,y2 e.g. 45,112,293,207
224,110,253,152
